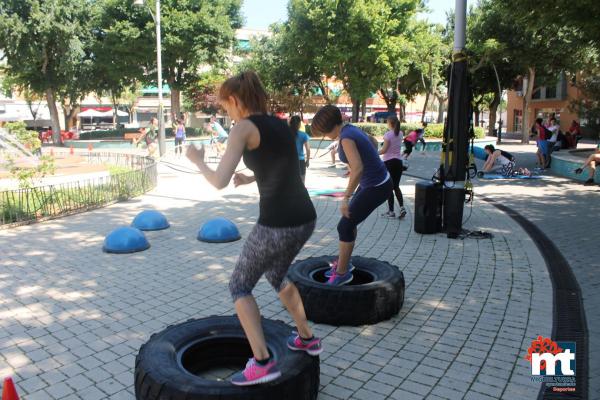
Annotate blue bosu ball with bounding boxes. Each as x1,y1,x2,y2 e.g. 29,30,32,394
132,210,170,231
197,217,241,243
103,226,150,254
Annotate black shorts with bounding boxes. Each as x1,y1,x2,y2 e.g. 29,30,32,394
299,159,307,176
175,137,184,146
403,141,414,155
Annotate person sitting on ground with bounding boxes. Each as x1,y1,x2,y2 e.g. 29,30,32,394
289,115,311,184
416,121,427,152
403,129,418,159
481,144,516,176
574,148,600,186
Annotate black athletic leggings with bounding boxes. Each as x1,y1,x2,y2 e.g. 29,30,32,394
384,158,404,211
337,178,392,242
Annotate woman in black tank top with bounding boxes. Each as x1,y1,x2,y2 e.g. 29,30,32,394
186,71,321,386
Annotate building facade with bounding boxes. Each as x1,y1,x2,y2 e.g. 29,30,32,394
506,73,582,134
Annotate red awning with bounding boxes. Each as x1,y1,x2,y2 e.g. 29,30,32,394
81,106,112,112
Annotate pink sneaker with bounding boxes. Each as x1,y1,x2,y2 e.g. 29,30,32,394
324,259,356,278
230,358,281,386
287,333,323,356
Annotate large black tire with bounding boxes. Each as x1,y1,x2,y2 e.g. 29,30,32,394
288,256,405,326
135,316,319,400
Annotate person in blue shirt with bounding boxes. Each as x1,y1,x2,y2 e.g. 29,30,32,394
311,105,392,286
289,115,311,183
206,115,229,155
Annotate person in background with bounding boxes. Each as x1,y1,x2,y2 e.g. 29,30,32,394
174,119,186,156
326,140,339,167
546,117,561,152
289,115,311,184
574,148,600,186
534,118,549,169
206,115,229,155
403,129,418,160
566,120,582,149
481,144,516,176
379,116,407,219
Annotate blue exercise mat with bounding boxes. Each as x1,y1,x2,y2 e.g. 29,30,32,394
481,174,542,180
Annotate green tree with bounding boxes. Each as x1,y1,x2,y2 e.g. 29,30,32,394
149,0,242,120
0,0,95,143
464,0,582,142
183,69,226,115
91,0,153,127
285,0,421,121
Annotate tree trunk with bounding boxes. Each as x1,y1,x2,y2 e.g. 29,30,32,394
46,89,62,145
474,109,480,126
436,95,445,123
111,94,118,129
352,98,360,122
400,103,406,122
171,88,181,122
361,100,367,120
521,67,536,144
488,92,500,136
421,92,430,123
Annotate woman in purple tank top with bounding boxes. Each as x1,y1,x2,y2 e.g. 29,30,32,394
311,105,392,286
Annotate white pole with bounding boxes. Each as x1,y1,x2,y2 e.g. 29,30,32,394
156,0,166,156
454,0,467,52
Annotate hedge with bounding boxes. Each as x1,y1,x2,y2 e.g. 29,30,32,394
79,127,205,140
356,123,485,139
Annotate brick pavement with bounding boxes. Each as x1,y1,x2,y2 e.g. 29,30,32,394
0,154,553,399
463,141,600,399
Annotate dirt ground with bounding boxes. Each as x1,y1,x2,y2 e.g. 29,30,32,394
0,154,108,179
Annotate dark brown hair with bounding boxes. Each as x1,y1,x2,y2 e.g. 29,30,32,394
218,71,268,114
387,115,400,136
484,144,495,153
289,115,302,138
311,105,342,135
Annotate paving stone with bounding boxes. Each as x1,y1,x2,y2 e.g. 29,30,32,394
0,153,553,400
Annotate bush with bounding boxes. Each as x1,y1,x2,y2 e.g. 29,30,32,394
79,127,204,140
305,121,485,139
6,121,42,152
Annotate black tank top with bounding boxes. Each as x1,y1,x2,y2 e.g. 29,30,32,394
243,115,316,227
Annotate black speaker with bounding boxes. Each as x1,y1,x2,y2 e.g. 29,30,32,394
414,182,443,234
443,187,465,238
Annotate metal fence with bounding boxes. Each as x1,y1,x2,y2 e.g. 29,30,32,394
0,152,157,227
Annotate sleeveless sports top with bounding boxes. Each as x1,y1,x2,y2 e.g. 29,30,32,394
243,114,317,227
338,124,389,188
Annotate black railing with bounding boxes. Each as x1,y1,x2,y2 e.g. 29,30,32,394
0,152,157,227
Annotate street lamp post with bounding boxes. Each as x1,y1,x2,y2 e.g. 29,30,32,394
134,0,166,156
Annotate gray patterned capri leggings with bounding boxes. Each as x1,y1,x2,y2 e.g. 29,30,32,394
229,220,316,302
